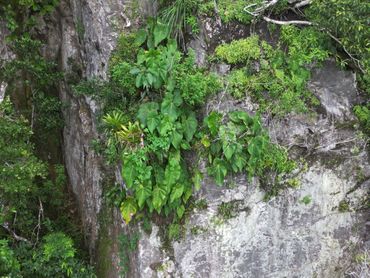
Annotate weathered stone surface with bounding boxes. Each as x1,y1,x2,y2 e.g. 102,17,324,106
308,60,361,121
132,61,369,277
3,1,367,277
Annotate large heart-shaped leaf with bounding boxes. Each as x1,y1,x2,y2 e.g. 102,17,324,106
135,183,152,208
120,197,138,224
122,158,137,188
170,184,184,203
154,22,168,47
161,95,178,121
152,185,167,213
137,102,159,126
183,112,198,141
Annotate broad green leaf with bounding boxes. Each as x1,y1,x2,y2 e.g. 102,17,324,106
192,170,203,191
170,184,184,203
135,29,147,46
158,115,172,136
229,111,251,125
154,23,168,47
223,144,235,161
204,111,222,136
176,205,185,219
201,135,211,148
161,96,178,121
165,163,181,186
233,152,247,172
183,112,198,141
137,102,159,126
120,197,137,223
122,159,137,188
171,129,183,149
147,115,160,133
211,159,228,186
182,186,192,203
173,90,183,106
152,186,167,213
135,183,152,208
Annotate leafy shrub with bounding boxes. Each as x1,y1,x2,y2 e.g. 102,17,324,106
220,28,329,115
306,0,369,73
215,35,261,65
202,110,295,185
175,51,222,105
226,68,251,99
354,104,370,136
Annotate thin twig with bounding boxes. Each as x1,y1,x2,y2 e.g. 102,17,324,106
33,198,44,246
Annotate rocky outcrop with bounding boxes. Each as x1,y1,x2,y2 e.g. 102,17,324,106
129,60,369,278
3,1,366,277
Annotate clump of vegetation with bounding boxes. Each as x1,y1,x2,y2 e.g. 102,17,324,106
354,104,370,137
215,36,261,65
216,27,329,115
201,110,296,186
338,200,350,212
300,195,312,205
190,225,207,235
100,22,224,223
217,201,240,220
0,98,95,277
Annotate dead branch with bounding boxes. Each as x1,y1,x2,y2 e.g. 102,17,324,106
324,31,366,74
32,198,44,246
294,0,311,8
1,223,30,243
262,16,313,25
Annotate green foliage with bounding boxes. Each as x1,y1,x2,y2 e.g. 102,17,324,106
168,223,182,241
221,28,329,115
338,200,350,212
0,97,47,233
0,98,95,277
0,240,20,275
198,0,256,24
307,0,369,75
215,36,261,65
99,22,222,223
160,0,200,42
354,104,370,137
217,201,239,220
300,195,312,205
0,0,59,35
0,35,63,135
175,51,222,106
226,68,250,99
202,110,295,185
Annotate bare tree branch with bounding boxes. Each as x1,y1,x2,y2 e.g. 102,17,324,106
262,16,313,25
324,31,366,74
1,223,30,243
33,198,44,246
294,0,311,8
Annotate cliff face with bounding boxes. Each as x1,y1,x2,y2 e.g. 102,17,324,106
2,1,368,277
134,61,369,278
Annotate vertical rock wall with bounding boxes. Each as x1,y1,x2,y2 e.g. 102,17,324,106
4,1,366,277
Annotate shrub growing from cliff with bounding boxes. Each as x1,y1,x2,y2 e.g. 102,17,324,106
216,26,329,115
97,20,296,225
